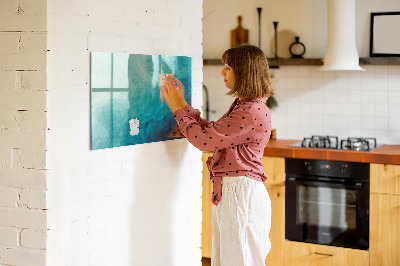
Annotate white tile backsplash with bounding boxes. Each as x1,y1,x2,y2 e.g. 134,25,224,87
374,65,388,77
389,131,400,143
336,115,348,129
285,66,298,77
388,66,400,76
361,104,374,117
362,89,375,103
375,130,389,144
298,67,312,78
388,76,400,91
348,71,362,90
362,116,375,130
374,77,388,91
389,103,400,116
298,77,311,89
375,117,389,129
389,117,400,131
323,103,336,116
336,103,349,116
286,77,299,89
336,90,349,103
203,64,400,144
388,91,400,104
374,90,388,104
335,74,349,90
375,104,389,117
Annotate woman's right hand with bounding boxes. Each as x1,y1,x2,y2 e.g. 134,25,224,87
168,76,187,108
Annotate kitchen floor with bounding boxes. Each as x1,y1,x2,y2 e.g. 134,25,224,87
202,257,211,266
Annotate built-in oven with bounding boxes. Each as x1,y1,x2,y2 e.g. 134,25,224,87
285,158,370,250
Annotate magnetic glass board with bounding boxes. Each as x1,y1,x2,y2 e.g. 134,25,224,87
90,52,192,150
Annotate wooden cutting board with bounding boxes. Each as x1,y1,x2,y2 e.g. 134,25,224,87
231,16,249,48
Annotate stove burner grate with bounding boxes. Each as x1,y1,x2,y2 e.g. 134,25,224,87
340,137,377,151
301,135,339,149
298,136,378,151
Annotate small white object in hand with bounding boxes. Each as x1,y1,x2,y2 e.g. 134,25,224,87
129,119,139,136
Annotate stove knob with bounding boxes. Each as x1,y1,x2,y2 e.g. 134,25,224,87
340,164,347,174
305,162,312,171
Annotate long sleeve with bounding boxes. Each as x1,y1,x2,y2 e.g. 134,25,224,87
173,105,258,152
169,104,210,137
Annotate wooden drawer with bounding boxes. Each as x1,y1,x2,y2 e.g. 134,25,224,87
370,163,400,195
284,241,369,266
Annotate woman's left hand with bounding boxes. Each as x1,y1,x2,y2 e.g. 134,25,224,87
161,79,183,113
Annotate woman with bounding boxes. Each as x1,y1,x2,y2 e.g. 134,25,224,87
161,44,273,266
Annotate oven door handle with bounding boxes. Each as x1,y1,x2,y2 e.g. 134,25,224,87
287,177,364,189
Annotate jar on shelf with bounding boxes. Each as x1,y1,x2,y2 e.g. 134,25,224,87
289,36,306,58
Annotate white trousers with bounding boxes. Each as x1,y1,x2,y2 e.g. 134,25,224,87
212,176,271,266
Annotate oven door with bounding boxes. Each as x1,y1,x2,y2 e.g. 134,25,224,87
285,177,369,250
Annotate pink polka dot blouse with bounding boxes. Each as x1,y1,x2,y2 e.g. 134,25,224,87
170,97,272,206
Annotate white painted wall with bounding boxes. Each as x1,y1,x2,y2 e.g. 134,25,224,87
203,0,400,144
0,0,48,265
46,1,203,266
203,0,400,58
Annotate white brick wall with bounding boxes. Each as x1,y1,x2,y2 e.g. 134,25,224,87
0,227,19,247
21,229,47,250
2,0,203,265
0,0,48,265
47,1,203,266
0,187,19,208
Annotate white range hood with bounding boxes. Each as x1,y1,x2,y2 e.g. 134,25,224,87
320,0,365,71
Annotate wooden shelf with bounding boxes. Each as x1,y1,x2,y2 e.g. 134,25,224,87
203,58,323,67
268,58,322,67
359,57,400,65
203,57,400,67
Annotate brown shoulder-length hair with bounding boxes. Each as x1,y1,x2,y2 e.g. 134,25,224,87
221,44,273,99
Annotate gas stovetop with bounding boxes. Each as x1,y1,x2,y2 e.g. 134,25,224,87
289,135,382,151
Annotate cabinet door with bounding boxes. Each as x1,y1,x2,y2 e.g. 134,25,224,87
284,241,369,266
261,156,285,185
370,163,400,195
370,193,400,266
264,184,284,266
202,152,213,258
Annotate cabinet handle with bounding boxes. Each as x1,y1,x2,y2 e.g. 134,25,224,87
314,252,335,257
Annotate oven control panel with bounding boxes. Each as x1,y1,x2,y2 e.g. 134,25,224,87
286,158,369,180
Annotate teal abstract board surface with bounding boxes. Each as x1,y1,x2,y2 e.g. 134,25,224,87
90,52,192,150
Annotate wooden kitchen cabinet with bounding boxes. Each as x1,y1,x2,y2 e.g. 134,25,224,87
370,163,400,266
201,154,286,266
370,163,400,195
202,152,213,258
262,156,285,266
264,184,285,266
284,241,369,266
370,193,400,266
261,156,285,185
